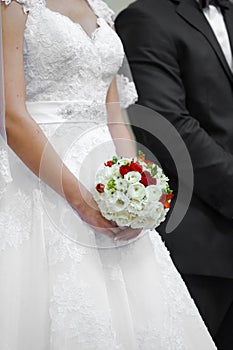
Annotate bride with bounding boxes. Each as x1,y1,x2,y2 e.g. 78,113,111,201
0,0,217,349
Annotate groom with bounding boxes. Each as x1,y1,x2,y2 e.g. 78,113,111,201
116,0,233,348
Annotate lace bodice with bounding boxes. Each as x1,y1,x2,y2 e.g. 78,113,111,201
0,0,138,198
2,0,137,107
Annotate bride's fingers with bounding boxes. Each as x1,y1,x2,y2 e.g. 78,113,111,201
110,220,118,227
103,230,117,239
93,226,116,238
109,227,123,234
93,219,120,238
115,228,142,241
122,229,142,241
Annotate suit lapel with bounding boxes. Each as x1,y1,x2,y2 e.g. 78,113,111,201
224,4,233,58
175,0,233,85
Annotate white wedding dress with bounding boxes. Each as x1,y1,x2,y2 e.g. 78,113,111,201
0,0,217,349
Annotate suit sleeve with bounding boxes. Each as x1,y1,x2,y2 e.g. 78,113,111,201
115,7,233,220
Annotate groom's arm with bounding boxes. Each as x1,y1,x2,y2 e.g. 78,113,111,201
116,6,233,220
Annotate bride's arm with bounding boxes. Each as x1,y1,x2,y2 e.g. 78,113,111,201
106,77,137,158
2,2,116,237
106,78,142,241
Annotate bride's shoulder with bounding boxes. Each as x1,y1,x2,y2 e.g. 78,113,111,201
89,0,115,27
1,0,42,13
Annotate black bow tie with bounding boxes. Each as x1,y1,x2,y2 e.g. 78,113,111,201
199,0,230,10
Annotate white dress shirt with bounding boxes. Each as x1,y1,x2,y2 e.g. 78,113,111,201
203,5,233,71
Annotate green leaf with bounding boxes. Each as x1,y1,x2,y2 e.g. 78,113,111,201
112,156,118,164
151,165,158,177
138,150,145,158
145,163,153,169
165,184,173,194
107,179,116,191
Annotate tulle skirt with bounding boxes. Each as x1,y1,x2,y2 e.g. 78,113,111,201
0,101,217,350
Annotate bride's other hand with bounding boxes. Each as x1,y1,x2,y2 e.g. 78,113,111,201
114,226,142,241
73,187,120,239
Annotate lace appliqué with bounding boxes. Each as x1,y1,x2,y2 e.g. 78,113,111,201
0,147,12,198
1,0,38,13
0,190,31,250
140,231,203,349
149,231,198,317
64,125,113,169
116,74,138,109
88,0,115,27
136,322,184,350
45,227,89,266
50,266,121,349
106,263,125,284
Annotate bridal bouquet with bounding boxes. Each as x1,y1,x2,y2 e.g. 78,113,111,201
93,152,174,229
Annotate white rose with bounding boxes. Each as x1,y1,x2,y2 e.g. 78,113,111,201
156,166,166,179
117,157,131,166
156,205,167,224
152,202,165,218
114,210,131,227
140,217,157,229
128,200,144,213
141,201,155,216
145,185,162,201
116,217,130,227
130,217,145,229
108,192,130,212
103,212,115,221
95,167,113,183
127,183,146,201
142,201,162,218
157,174,169,188
111,164,121,178
115,178,128,192
124,171,142,184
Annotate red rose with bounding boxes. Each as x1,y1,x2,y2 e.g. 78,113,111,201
149,177,157,185
159,194,166,204
140,171,157,186
129,161,143,173
120,164,131,177
104,160,113,167
140,171,151,186
96,183,105,193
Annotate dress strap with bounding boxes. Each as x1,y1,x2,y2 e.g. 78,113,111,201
1,0,44,13
86,0,115,27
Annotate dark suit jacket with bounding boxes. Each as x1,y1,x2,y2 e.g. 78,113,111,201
116,0,233,278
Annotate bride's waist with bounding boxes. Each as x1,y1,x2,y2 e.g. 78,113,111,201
26,100,108,124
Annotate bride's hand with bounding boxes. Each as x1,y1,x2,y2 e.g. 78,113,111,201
73,189,120,239
114,227,142,242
